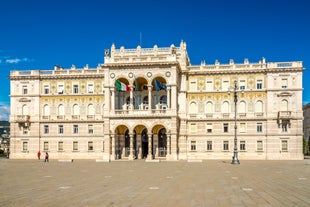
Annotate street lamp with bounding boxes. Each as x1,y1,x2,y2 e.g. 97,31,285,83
228,80,241,164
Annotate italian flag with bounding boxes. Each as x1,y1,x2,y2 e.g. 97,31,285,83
115,80,131,91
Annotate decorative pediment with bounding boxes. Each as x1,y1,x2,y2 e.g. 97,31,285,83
277,92,293,97
19,98,31,102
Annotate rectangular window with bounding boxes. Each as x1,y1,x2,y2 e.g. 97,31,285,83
282,120,288,132
73,125,79,134
207,141,212,151
58,84,64,94
88,141,94,151
223,141,229,151
58,141,64,151
281,140,288,151
44,125,49,134
190,141,196,151
88,83,94,93
240,141,246,151
73,141,78,151
281,78,288,89
22,85,28,94
44,85,50,94
73,84,79,94
206,123,212,133
239,123,246,133
239,80,246,90
257,80,262,89
206,80,213,91
22,141,28,151
190,123,197,133
190,81,197,91
102,141,105,152
257,140,263,151
44,141,49,151
223,123,229,133
222,80,229,91
59,125,64,134
88,125,94,134
257,123,263,132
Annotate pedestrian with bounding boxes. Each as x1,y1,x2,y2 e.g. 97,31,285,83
37,151,41,160
44,152,49,162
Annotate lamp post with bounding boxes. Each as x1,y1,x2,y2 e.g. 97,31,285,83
228,80,240,164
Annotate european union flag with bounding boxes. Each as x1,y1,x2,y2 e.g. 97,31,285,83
154,79,167,91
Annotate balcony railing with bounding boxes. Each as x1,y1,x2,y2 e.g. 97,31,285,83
16,115,30,122
278,111,292,119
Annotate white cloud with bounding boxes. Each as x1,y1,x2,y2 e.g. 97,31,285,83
0,105,10,121
6,58,21,64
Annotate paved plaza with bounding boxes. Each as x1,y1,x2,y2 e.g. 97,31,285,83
0,159,310,207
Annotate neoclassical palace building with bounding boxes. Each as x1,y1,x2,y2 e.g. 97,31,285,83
9,41,304,160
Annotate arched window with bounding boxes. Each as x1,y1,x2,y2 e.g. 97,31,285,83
87,104,94,116
43,104,50,116
255,101,263,113
143,96,148,105
189,102,198,114
58,104,64,116
281,99,288,111
73,104,80,115
205,101,213,113
22,104,29,115
160,95,167,105
222,101,229,113
239,101,246,113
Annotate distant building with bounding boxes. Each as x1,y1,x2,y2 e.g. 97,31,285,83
9,41,304,160
303,103,310,155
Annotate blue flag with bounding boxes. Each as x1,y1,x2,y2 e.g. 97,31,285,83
154,79,167,91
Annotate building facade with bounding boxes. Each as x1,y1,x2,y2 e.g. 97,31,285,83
303,103,310,155
9,41,304,160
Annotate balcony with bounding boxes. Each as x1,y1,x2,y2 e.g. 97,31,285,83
16,115,30,123
278,111,292,119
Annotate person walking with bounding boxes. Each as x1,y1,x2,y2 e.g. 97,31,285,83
37,151,41,160
44,152,49,162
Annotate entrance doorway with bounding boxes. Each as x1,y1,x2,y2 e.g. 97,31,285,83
141,129,148,159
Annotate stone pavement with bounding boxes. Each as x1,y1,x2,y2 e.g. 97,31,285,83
0,159,309,207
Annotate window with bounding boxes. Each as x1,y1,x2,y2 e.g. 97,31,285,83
88,83,94,93
239,101,246,114
255,101,263,113
22,85,28,94
44,85,50,94
223,123,229,133
240,141,246,151
73,104,80,116
190,81,197,91
281,120,289,132
22,141,28,151
44,125,49,134
87,104,95,116
43,105,50,116
73,84,79,94
44,141,49,151
222,101,229,113
239,123,246,133
223,141,229,151
88,141,94,151
58,83,64,94
206,123,212,133
257,123,263,132
22,104,29,115
88,125,94,134
58,104,64,116
281,140,288,151
205,102,213,113
189,102,198,114
59,125,64,134
73,125,79,134
281,78,288,89
257,80,262,89
207,141,212,151
281,100,288,111
190,141,196,151
222,80,229,91
190,123,197,133
58,141,64,151
239,80,246,90
206,80,213,91
257,141,263,151
73,141,78,151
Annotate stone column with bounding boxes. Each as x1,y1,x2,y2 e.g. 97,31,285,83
130,85,133,111
128,133,134,160
111,88,115,110
111,134,115,161
146,133,153,160
148,85,152,111
167,85,171,109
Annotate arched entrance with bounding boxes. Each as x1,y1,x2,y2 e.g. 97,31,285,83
158,128,167,157
141,129,148,159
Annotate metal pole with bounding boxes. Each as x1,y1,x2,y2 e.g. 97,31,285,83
232,80,240,164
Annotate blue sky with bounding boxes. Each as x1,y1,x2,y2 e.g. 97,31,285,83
0,0,309,120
